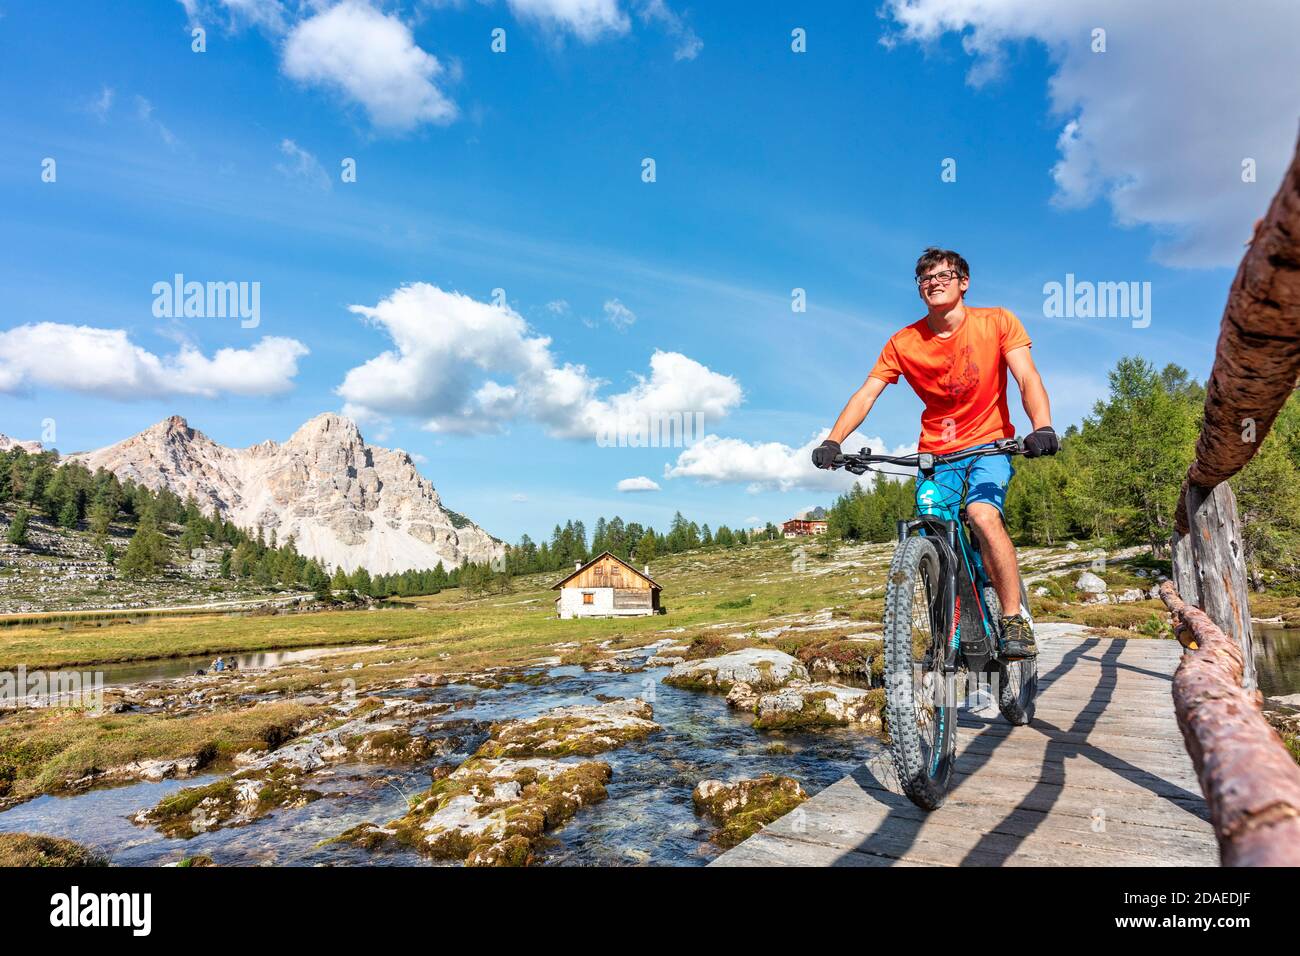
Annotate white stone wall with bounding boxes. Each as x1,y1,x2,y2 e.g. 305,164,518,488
557,587,654,619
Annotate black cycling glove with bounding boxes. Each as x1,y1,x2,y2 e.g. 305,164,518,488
1023,426,1059,458
811,439,841,469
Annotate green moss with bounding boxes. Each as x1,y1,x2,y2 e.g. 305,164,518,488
150,777,238,827
474,713,656,759
143,766,320,839
0,833,109,867
693,775,807,848
467,834,532,867
752,687,886,732
374,760,611,865
349,697,387,717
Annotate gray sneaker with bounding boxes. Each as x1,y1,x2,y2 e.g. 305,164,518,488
1000,614,1037,660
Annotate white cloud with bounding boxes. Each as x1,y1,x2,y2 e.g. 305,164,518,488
665,430,917,493
282,1,457,132
0,323,307,400
637,0,701,60
617,475,660,492
87,85,114,121
881,0,1300,267
511,492,529,502
506,0,629,41
134,96,177,147
176,0,290,34
603,297,636,331
276,138,331,190
337,283,741,439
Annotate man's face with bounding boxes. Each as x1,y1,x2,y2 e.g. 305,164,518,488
916,260,969,309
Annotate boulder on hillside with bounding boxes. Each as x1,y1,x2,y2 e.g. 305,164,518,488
1076,571,1108,601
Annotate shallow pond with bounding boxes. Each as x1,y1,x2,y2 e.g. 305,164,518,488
0,649,884,866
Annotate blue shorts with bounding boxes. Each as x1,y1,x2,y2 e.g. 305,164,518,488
926,443,1015,515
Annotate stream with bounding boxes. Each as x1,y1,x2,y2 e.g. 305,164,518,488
5,627,1297,866
0,648,884,866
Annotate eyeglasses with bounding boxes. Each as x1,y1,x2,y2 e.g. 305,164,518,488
917,270,961,287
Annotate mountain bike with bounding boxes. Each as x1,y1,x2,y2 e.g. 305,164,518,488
833,437,1036,810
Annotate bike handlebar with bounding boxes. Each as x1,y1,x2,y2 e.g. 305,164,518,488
831,437,1024,475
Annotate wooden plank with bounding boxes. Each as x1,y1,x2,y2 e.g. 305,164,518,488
719,802,1210,868
793,779,1215,855
714,633,1219,867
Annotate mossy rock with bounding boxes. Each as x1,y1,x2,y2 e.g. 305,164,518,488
139,765,322,838
473,699,659,759
692,775,807,848
380,758,612,865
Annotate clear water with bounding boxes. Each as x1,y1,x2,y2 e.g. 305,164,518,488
94,644,388,688
0,654,883,866
1255,625,1300,698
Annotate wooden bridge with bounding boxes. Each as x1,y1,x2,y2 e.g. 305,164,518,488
719,129,1300,868
714,627,1218,867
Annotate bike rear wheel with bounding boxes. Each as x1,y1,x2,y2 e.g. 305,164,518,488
882,535,957,810
983,581,1037,725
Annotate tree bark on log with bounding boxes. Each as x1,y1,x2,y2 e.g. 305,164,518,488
1175,129,1300,534
1160,581,1300,866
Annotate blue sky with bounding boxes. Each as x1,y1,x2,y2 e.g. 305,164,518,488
2,1,1296,545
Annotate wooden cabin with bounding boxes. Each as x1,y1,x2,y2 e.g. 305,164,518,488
552,551,662,619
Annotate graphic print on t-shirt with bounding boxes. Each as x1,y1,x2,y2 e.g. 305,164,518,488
939,344,979,404
867,306,1033,454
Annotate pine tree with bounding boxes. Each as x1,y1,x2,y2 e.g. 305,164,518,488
636,529,656,562
119,510,169,579
6,507,30,546
306,561,332,601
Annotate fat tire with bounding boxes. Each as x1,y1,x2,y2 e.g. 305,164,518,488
882,535,957,811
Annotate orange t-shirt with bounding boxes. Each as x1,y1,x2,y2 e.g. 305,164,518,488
869,306,1031,454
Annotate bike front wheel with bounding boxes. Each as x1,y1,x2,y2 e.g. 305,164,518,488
882,535,957,810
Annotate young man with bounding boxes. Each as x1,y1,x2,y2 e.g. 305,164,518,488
811,248,1057,659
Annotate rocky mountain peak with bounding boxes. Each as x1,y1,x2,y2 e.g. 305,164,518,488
63,414,503,574
287,412,363,447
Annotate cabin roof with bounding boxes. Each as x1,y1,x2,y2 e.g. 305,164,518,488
550,550,662,590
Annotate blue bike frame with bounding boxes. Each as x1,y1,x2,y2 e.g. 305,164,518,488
896,455,1003,674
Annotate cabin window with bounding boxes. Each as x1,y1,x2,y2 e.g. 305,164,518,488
582,592,594,605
